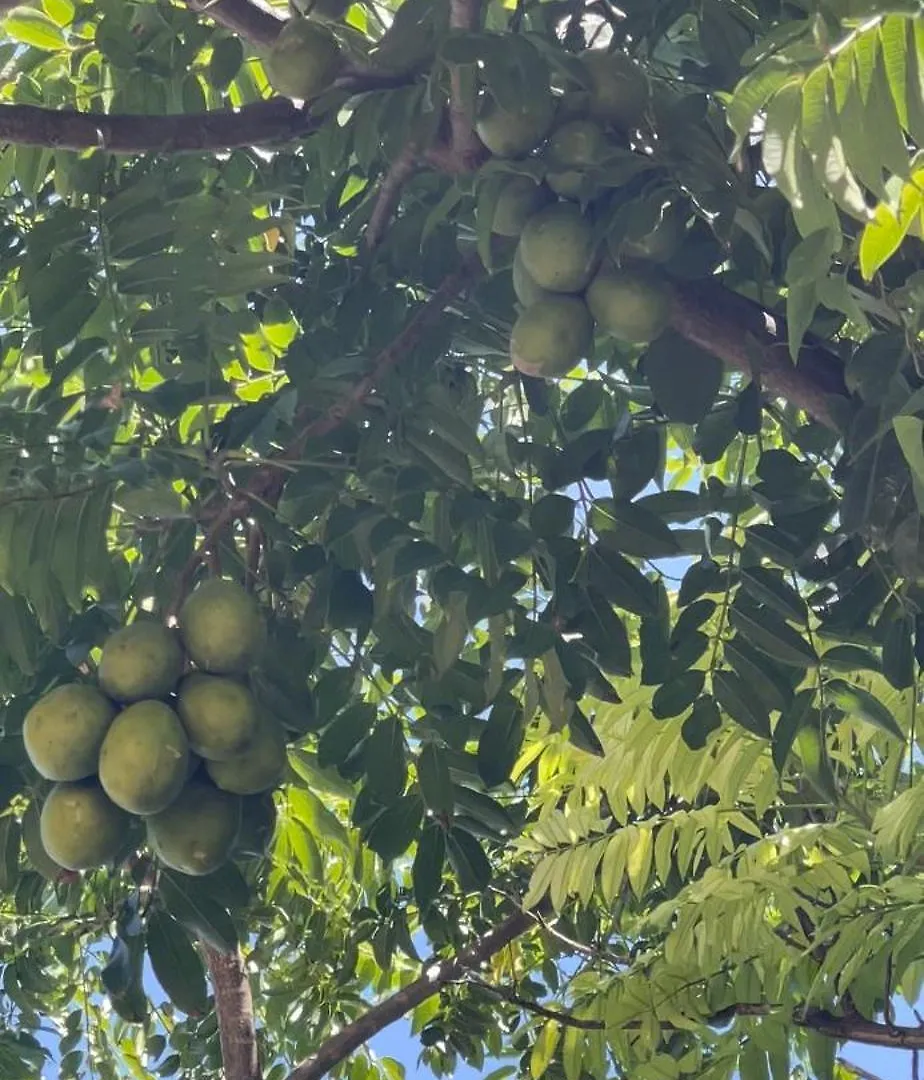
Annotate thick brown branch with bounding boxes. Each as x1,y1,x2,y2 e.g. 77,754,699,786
203,945,262,1080
668,277,848,430
798,1006,924,1050
366,144,420,250
285,908,533,1080
184,0,284,48
0,99,318,153
446,0,486,169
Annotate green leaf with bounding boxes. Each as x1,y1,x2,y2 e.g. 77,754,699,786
445,827,492,893
576,588,631,677
4,6,67,49
642,331,724,425
158,873,238,954
146,911,208,1017
739,566,807,624
584,545,658,617
477,695,525,788
317,704,375,771
412,823,445,913
418,743,454,816
651,670,706,720
590,499,680,559
825,678,905,740
433,591,469,676
363,794,423,862
567,707,605,756
364,717,407,803
729,600,818,668
859,174,924,280
883,615,915,690
772,687,816,774
209,35,244,89
713,669,771,738
530,1021,560,1080
681,695,722,750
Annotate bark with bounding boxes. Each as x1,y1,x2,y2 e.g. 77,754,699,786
667,277,847,430
184,0,283,48
0,99,318,153
446,0,485,169
285,908,534,1080
203,945,262,1080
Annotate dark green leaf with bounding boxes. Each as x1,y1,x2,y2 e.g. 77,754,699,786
363,794,423,862
882,615,915,690
772,688,816,774
445,827,492,893
729,600,818,668
713,669,771,738
158,873,238,954
584,545,658,617
591,498,680,558
681,695,722,750
146,911,208,1017
364,717,407,803
477,695,525,788
643,331,724,425
418,743,454,816
413,823,445,913
739,566,807,624
651,670,706,719
567,707,605,756
318,704,376,771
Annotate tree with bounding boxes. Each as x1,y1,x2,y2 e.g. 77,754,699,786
0,0,922,1078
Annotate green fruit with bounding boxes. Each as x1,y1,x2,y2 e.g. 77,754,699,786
512,245,558,307
40,782,131,872
22,802,66,881
586,266,672,343
235,792,278,858
98,622,184,703
518,204,598,293
177,673,259,761
476,96,556,158
618,207,687,263
546,118,609,198
179,578,264,675
206,717,287,795
484,176,553,237
581,50,649,130
510,297,594,379
99,701,190,815
265,17,341,101
23,683,116,781
147,782,241,876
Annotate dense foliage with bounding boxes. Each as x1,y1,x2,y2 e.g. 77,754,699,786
0,1,923,1079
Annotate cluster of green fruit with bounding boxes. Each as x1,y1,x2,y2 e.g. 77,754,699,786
22,580,283,879
478,51,680,379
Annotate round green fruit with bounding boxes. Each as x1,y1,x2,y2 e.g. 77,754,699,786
98,622,184,703
22,802,66,881
618,207,687,263
179,578,264,676
206,717,287,795
99,701,190,815
265,18,342,101
545,118,609,199
177,673,259,761
512,245,557,307
23,683,116,782
518,204,598,293
510,297,594,379
485,176,553,237
586,266,672,343
475,96,555,158
40,782,131,872
581,50,649,131
147,782,241,876
235,792,278,858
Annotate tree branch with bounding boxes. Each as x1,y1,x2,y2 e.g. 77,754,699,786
459,978,604,1029
667,277,847,430
798,1006,924,1051
285,908,534,1080
0,99,319,153
203,945,262,1080
446,0,486,169
183,0,284,48
365,143,420,250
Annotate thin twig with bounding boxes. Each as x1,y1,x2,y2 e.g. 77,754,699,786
459,978,604,1030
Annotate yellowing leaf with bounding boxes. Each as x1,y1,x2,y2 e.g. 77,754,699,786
859,170,924,279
